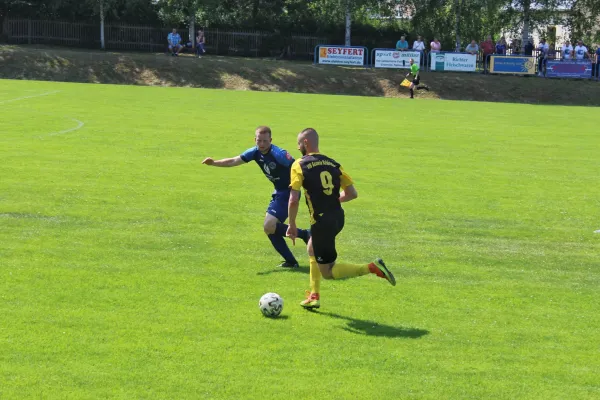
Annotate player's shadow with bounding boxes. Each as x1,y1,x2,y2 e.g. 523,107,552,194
312,311,429,339
256,266,309,276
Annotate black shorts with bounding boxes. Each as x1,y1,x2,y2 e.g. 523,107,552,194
412,77,420,85
311,209,345,264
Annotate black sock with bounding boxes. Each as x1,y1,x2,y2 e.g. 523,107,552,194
410,88,414,97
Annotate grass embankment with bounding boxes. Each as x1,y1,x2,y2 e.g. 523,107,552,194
1,45,600,105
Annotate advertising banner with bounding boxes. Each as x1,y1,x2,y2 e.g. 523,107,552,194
430,52,477,72
546,60,593,79
489,56,536,75
318,46,366,66
373,50,421,69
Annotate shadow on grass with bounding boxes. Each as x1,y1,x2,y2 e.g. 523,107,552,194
256,266,309,276
311,310,429,339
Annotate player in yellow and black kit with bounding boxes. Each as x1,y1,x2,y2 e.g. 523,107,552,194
286,128,396,309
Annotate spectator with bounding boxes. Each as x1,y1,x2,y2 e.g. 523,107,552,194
396,36,409,51
495,37,507,55
196,28,206,58
430,37,441,53
524,39,534,56
574,39,590,60
595,46,600,77
412,35,425,52
561,40,573,60
465,40,479,55
512,38,521,54
167,28,183,56
537,38,550,76
480,35,495,72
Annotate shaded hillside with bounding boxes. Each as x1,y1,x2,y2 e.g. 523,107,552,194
1,45,599,105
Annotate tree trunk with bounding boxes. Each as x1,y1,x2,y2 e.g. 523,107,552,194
345,0,351,46
521,0,530,46
100,0,105,49
455,0,461,52
189,14,195,47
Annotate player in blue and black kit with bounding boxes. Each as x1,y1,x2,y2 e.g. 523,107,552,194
202,126,310,268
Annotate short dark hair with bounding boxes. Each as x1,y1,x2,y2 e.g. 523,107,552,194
256,126,272,137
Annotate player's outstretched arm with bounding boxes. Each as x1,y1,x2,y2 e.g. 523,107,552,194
340,185,358,203
202,156,244,167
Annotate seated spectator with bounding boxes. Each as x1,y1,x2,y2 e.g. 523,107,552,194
480,35,494,72
430,37,441,53
465,40,479,55
167,28,183,56
396,36,409,51
524,39,534,56
537,38,550,76
574,40,590,60
561,40,573,60
196,28,206,58
495,37,507,55
412,35,425,52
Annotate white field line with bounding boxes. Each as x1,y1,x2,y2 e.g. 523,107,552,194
0,90,84,136
0,90,61,105
48,117,85,136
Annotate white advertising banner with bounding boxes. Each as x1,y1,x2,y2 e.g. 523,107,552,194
430,52,477,72
374,50,421,69
318,46,365,66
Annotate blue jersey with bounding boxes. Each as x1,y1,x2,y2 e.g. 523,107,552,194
240,144,294,191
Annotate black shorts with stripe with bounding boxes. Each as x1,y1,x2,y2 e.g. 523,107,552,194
412,76,420,85
311,209,345,264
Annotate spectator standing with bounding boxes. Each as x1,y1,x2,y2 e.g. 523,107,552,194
396,36,409,51
465,40,479,55
561,40,573,60
412,35,425,52
537,38,550,76
512,38,521,54
480,35,495,72
574,40,590,60
495,37,507,55
196,28,206,58
595,46,600,77
524,39,534,56
167,28,183,56
430,38,441,53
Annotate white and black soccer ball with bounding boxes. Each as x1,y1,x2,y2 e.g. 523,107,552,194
259,292,283,318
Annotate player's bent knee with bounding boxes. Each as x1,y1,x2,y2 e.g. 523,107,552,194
319,265,334,279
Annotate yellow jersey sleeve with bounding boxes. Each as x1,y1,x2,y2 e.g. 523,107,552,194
340,167,354,189
290,160,304,191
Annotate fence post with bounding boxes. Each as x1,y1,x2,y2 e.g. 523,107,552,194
27,19,31,44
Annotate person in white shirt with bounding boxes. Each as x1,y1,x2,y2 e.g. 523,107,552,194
561,40,573,60
574,40,590,60
412,36,425,52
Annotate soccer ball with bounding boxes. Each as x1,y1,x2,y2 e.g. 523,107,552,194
259,292,284,318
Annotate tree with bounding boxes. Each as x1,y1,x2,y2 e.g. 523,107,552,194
500,0,570,46
565,0,600,44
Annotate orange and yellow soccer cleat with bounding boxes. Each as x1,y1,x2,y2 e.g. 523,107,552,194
300,291,320,309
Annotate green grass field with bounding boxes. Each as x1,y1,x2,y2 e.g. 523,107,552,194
1,79,599,399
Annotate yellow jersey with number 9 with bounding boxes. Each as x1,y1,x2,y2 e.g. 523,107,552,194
290,153,353,224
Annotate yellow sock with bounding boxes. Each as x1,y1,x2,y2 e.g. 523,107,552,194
309,256,321,294
331,262,371,279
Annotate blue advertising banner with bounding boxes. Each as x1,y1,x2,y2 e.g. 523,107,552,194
546,60,593,79
489,56,536,75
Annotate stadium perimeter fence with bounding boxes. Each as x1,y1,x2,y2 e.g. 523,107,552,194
4,19,599,81
2,19,327,59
